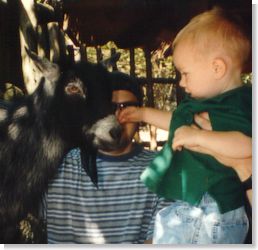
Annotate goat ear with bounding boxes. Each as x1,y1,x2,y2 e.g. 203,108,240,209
101,52,121,68
25,47,60,84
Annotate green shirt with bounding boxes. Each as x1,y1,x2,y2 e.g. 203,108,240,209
141,85,252,213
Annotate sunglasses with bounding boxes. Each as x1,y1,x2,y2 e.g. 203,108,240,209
112,101,139,112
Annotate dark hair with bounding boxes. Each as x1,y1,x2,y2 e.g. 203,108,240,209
110,71,143,106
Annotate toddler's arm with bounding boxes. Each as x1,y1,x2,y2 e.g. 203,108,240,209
118,107,172,131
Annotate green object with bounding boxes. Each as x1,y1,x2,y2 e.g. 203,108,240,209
141,85,252,213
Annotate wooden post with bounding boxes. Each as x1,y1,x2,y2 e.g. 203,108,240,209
67,45,74,62
19,0,40,94
80,44,88,62
144,48,157,150
110,48,118,71
96,46,103,63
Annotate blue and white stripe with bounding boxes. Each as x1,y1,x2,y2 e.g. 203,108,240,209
46,145,172,244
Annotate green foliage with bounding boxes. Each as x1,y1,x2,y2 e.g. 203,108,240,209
242,73,252,85
85,42,177,112
0,83,24,101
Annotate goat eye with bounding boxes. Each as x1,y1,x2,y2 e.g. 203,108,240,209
64,80,87,98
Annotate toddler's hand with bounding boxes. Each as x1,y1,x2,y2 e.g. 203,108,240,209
118,106,143,124
172,125,200,151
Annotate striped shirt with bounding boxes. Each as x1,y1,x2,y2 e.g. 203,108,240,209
46,144,172,244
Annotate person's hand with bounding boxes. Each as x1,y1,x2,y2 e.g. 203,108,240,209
172,125,201,151
193,112,252,182
118,106,144,124
172,112,212,152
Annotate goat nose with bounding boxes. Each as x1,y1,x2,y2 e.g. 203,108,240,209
109,127,122,140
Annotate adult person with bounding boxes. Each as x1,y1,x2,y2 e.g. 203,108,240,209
192,112,252,244
192,112,252,205
45,73,172,244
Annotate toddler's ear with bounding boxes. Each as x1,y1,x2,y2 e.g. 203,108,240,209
212,58,226,79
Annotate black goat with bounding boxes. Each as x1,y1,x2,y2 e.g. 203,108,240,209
0,51,122,243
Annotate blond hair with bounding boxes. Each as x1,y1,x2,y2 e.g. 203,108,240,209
172,7,251,70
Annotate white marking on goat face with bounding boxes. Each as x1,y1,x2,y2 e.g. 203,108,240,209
8,123,20,140
42,136,63,160
88,115,120,145
0,109,7,122
13,106,28,119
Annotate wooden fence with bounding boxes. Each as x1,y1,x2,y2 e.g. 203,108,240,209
79,45,182,149
0,0,183,150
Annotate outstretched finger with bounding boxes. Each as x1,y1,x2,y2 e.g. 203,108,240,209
172,141,183,151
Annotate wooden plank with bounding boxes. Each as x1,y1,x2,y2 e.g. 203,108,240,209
19,0,39,94
129,48,136,77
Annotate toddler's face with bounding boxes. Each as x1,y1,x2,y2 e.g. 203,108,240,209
173,42,225,99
